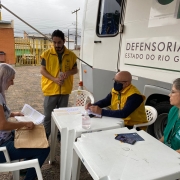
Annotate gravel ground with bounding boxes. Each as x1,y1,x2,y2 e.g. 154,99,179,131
0,56,93,180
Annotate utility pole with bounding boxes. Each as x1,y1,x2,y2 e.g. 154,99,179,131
68,29,69,49
0,0,2,20
72,8,80,48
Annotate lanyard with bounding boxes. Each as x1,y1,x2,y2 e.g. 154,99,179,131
58,52,63,71
117,93,121,110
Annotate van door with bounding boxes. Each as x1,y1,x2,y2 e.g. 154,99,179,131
93,0,125,71
81,0,126,100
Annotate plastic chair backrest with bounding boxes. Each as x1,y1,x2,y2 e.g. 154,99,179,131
0,147,43,180
145,105,158,122
133,105,158,129
71,90,94,106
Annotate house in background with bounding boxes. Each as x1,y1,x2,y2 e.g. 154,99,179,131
14,32,52,65
0,19,15,64
25,31,75,50
24,31,52,54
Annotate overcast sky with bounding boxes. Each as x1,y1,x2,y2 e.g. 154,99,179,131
1,0,84,41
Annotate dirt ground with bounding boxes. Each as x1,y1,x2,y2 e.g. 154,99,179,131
0,61,93,179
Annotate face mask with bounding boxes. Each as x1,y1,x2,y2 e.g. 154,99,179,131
114,81,123,91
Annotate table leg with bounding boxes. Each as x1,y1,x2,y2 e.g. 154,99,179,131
72,148,81,180
49,117,58,164
60,128,68,180
65,129,76,180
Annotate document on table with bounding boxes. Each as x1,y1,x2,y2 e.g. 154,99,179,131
15,104,45,125
54,107,82,116
54,107,102,117
86,109,102,118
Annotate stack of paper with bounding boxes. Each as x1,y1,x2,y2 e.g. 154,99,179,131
15,104,45,125
54,107,82,116
86,109,102,117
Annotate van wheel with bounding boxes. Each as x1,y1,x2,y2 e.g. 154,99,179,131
147,102,172,139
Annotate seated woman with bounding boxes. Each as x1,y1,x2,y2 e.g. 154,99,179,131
160,78,180,153
0,63,50,180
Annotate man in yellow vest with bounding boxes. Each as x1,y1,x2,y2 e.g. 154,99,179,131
86,71,147,130
40,30,78,137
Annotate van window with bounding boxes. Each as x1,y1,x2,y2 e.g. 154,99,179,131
97,0,122,36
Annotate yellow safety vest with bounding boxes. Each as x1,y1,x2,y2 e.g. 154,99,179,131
41,46,77,96
111,84,147,127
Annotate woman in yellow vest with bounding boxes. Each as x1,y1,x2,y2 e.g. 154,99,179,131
86,71,147,130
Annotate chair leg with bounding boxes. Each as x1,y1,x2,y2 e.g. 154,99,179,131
35,164,43,180
12,170,19,180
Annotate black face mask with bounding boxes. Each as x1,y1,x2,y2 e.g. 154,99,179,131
114,81,123,91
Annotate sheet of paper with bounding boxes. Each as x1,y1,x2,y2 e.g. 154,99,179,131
21,104,34,116
86,109,102,118
31,110,45,125
54,107,82,115
15,116,32,122
15,104,45,125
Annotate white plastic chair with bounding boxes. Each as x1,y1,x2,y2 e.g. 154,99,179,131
70,90,94,106
133,105,157,129
0,146,43,180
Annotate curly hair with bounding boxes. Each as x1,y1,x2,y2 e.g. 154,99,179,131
51,29,65,41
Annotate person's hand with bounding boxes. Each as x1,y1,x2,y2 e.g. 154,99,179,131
176,149,180,153
63,72,70,79
85,103,92,110
53,77,64,85
24,122,35,130
11,112,24,117
89,105,102,115
159,136,164,143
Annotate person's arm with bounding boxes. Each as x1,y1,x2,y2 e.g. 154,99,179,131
0,105,34,131
85,93,112,112
10,112,24,117
86,93,111,111
40,64,62,85
93,93,112,108
64,66,78,78
101,94,143,118
159,136,164,143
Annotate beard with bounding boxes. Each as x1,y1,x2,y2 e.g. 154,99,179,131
55,45,64,52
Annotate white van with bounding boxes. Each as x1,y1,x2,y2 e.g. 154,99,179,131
80,0,180,138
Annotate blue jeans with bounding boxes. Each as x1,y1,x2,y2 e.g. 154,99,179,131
0,132,50,180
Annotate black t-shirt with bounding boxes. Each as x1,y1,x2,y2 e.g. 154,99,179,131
41,51,63,67
41,51,77,70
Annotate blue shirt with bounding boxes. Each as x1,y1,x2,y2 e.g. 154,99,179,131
94,93,143,118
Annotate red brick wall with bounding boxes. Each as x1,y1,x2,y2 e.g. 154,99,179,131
0,28,15,64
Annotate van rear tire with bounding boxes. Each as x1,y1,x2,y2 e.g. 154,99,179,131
147,102,172,139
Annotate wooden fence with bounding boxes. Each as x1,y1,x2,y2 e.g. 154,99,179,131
15,37,52,66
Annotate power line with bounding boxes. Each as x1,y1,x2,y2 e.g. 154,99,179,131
0,2,51,41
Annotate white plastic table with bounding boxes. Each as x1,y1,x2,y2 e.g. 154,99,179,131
49,106,124,180
72,127,180,180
